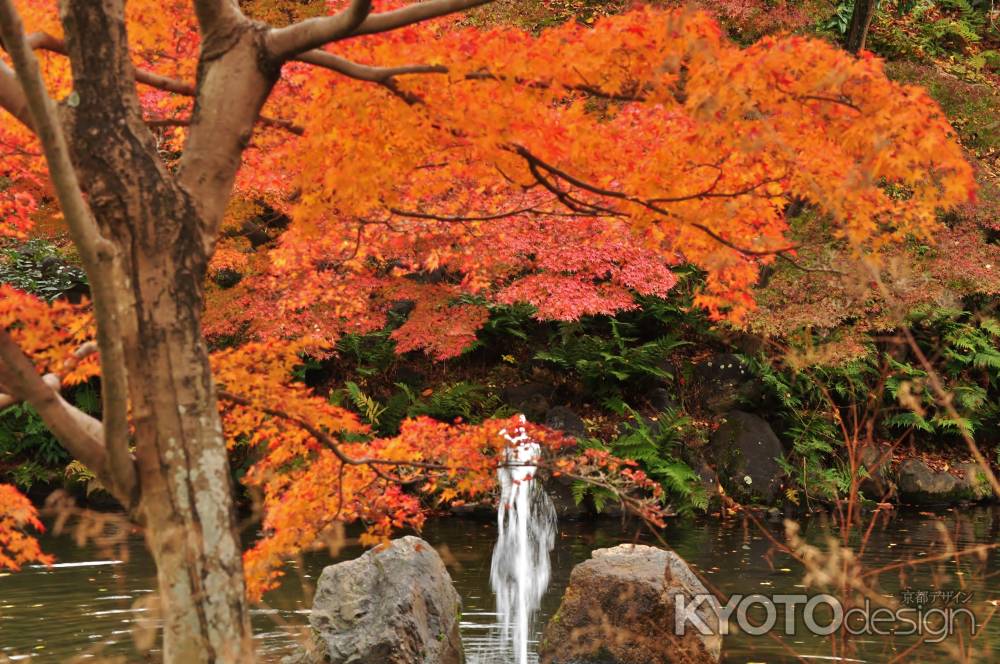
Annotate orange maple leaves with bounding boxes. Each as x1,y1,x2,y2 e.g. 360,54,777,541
217,6,976,357
0,285,98,385
0,483,51,570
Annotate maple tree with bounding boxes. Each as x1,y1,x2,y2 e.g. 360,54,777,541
0,0,976,661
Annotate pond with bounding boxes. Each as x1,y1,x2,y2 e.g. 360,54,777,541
0,506,997,662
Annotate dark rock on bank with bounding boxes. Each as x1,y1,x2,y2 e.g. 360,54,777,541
544,405,587,440
706,411,784,504
897,459,992,505
502,382,552,421
690,353,763,413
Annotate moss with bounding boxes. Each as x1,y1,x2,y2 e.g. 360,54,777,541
886,61,1000,154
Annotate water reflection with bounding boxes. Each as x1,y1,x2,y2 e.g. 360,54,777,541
0,506,997,662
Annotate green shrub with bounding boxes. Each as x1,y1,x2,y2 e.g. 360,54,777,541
0,238,88,301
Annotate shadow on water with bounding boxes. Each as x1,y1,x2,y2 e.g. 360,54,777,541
0,506,998,662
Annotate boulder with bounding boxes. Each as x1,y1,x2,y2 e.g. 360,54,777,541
689,354,763,413
857,444,892,500
544,405,587,440
501,382,551,421
898,459,993,504
546,473,596,520
954,462,994,501
707,411,784,504
540,544,721,664
648,387,677,413
290,536,464,664
212,267,243,288
692,460,722,510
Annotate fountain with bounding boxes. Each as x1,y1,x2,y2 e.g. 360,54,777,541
489,416,558,664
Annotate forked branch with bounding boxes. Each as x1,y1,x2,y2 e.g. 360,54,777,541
267,0,491,60
266,0,373,59
511,144,800,258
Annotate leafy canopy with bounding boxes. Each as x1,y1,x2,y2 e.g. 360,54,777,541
0,1,976,593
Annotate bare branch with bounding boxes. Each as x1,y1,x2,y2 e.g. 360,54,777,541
191,0,243,38
350,0,491,38
267,0,490,60
297,49,447,102
146,114,304,136
0,60,32,129
266,0,373,60
511,144,800,257
388,204,554,222
24,31,197,96
0,0,137,504
297,50,447,81
0,330,111,490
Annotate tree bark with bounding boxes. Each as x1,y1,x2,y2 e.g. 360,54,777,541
126,266,254,663
846,0,878,54
54,1,265,660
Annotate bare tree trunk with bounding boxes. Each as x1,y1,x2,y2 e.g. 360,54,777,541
846,0,878,53
53,0,260,657
126,268,253,662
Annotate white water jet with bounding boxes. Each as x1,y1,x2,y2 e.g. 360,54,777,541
490,416,557,664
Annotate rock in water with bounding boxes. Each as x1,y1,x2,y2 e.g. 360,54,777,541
897,459,993,504
291,536,464,664
539,544,721,664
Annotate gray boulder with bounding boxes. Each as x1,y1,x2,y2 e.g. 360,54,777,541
540,544,721,664
707,411,784,504
648,387,677,412
857,444,892,500
290,536,464,664
954,462,994,501
546,474,596,520
541,406,595,519
898,459,993,504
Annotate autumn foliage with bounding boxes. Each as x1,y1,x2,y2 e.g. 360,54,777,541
0,483,51,570
0,0,977,599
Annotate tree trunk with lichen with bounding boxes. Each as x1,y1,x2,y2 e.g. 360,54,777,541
53,1,272,660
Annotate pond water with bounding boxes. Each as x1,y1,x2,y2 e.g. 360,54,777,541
0,506,998,662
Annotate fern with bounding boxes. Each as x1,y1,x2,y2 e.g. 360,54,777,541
605,406,708,514
535,320,688,397
335,330,397,378
330,381,388,428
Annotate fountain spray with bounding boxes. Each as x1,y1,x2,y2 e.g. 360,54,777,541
490,416,557,664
